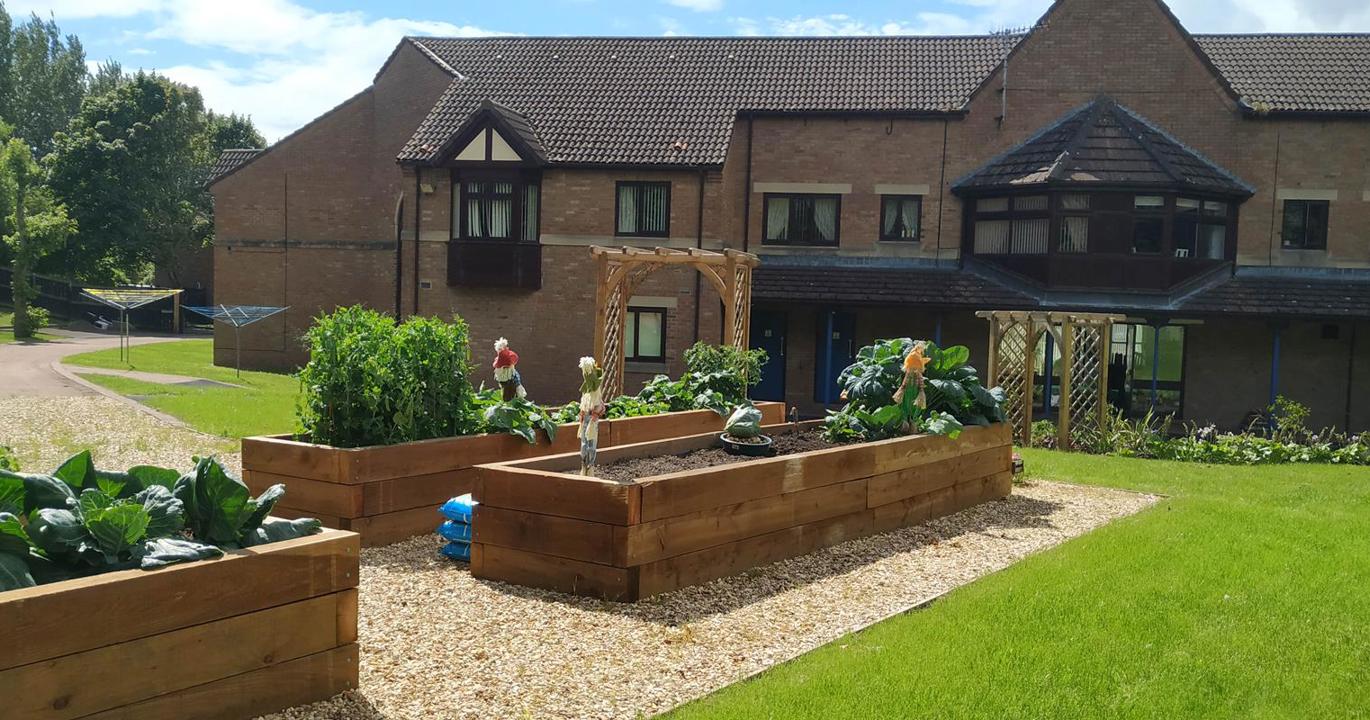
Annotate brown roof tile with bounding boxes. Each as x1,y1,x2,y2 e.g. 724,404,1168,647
1194,34,1370,114
395,33,1369,167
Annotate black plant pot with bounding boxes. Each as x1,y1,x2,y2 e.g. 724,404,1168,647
721,433,775,457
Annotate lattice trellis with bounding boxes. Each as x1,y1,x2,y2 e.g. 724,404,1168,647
978,310,1123,450
593,246,759,399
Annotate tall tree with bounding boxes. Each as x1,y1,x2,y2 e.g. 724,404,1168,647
6,11,86,157
88,58,125,98
204,111,266,156
47,73,207,283
1,134,75,337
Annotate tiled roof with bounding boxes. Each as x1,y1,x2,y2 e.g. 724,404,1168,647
753,263,1036,309
399,36,1012,165
1193,34,1370,114
208,148,262,183
1178,271,1370,318
395,33,1370,168
952,98,1253,196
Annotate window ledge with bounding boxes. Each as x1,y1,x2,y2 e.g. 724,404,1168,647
625,361,669,374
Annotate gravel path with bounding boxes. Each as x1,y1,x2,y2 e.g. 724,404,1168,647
0,393,1155,720
0,395,238,474
262,480,1158,720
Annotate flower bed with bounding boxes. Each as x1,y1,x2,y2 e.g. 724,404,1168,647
243,403,786,547
469,421,1013,601
0,529,359,720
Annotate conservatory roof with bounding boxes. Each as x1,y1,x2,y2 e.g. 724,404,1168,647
952,98,1255,197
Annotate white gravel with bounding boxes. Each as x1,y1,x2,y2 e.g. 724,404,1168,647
262,480,1157,720
0,395,1156,720
0,396,239,474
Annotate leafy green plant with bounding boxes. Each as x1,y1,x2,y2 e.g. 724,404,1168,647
823,338,1004,442
723,404,764,439
0,451,322,592
296,306,479,448
636,342,768,416
473,389,560,444
0,446,17,472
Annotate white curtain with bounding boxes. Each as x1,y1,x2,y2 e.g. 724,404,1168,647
465,182,483,237
882,199,898,237
1060,216,1088,253
898,199,917,239
1013,219,1049,254
1199,224,1225,259
488,182,512,238
643,185,666,234
522,185,539,241
974,220,1010,254
813,198,837,242
618,185,637,233
766,197,789,241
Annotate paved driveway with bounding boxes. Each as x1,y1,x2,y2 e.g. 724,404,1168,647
0,329,174,397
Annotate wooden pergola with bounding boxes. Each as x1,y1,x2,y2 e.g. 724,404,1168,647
592,246,760,399
977,310,1125,449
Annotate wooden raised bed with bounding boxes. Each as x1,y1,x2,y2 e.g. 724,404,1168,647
0,529,359,720
243,403,785,546
470,422,1012,601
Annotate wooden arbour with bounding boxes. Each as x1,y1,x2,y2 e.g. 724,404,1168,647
977,310,1124,449
592,246,760,399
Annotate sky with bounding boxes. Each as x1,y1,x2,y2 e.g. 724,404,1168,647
10,0,1370,142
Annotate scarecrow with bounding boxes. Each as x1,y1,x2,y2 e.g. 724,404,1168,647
893,342,930,433
492,338,526,401
577,356,606,476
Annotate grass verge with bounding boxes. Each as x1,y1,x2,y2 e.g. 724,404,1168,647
0,309,54,344
667,450,1370,720
65,339,298,438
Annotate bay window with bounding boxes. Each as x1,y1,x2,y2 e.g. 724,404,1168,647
1174,198,1227,259
454,174,540,242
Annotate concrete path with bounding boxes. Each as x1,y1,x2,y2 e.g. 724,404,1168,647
0,328,177,398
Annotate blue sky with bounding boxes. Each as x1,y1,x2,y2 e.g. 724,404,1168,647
12,0,1369,141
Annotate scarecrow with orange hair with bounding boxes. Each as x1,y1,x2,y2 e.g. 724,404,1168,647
893,342,930,433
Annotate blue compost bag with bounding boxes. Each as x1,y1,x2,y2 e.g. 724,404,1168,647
439,493,478,523
437,519,472,543
441,540,471,562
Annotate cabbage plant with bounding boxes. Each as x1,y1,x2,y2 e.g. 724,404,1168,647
0,451,321,592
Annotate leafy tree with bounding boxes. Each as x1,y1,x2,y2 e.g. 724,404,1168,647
46,73,209,283
3,10,86,158
205,111,265,156
88,58,125,98
1,134,75,338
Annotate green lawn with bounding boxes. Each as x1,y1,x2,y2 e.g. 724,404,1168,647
669,451,1370,720
64,339,299,438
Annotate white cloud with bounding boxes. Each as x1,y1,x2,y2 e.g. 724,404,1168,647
658,17,686,37
665,0,723,12
739,0,1370,38
46,0,513,142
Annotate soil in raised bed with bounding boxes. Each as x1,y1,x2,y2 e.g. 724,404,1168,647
594,430,835,483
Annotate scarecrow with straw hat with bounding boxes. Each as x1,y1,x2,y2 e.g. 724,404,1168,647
492,338,526,401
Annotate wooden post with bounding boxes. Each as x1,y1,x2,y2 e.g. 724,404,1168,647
1058,320,1074,449
1020,319,1037,447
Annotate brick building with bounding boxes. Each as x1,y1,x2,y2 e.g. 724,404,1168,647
210,0,1370,431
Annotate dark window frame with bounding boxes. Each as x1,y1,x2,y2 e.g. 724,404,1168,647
624,306,667,363
614,181,672,238
1281,199,1329,250
970,194,1050,254
1130,195,1168,255
451,169,541,243
879,195,922,242
762,192,842,247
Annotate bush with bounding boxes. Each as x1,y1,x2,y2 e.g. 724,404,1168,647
1029,420,1058,449
25,306,50,332
296,306,478,448
1065,398,1370,466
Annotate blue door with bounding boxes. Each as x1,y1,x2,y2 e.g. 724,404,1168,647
749,310,787,402
814,310,856,405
